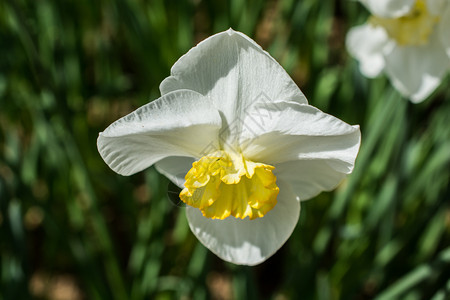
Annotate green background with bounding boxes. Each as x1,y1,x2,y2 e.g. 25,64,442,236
1,0,449,299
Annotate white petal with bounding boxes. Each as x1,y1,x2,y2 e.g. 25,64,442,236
239,102,361,172
97,90,222,175
275,160,347,201
384,32,450,103
160,29,307,144
426,0,447,15
186,181,300,265
360,0,415,17
346,24,391,78
439,5,450,59
155,156,195,188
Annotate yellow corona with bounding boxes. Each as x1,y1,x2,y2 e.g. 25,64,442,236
180,150,279,220
370,0,440,46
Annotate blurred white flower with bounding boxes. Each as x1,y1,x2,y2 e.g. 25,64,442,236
97,29,361,265
347,0,450,103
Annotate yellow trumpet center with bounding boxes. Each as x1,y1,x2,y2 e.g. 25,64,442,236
370,0,440,46
180,151,279,220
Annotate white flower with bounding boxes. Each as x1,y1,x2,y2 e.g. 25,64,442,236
97,29,361,265
346,0,450,103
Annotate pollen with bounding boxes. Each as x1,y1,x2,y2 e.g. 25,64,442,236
370,0,440,46
179,151,279,220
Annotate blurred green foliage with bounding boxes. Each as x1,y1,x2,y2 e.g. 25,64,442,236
1,0,449,299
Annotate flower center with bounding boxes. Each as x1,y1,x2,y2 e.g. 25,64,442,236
369,0,440,46
179,150,279,220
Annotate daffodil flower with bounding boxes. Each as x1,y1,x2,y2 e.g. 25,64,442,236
97,29,361,265
346,0,450,103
